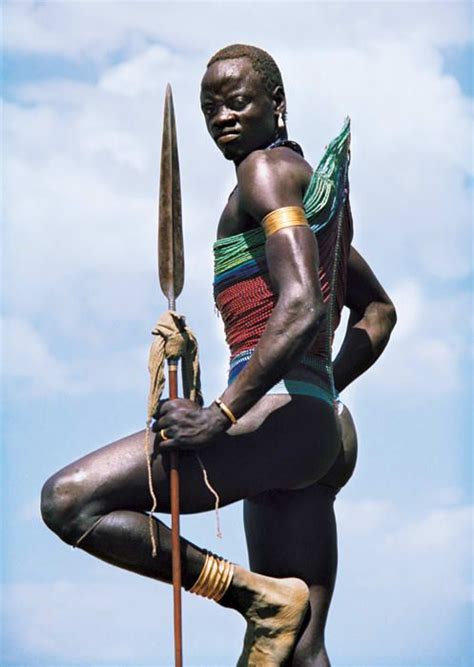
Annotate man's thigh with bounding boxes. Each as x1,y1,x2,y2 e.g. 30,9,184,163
243,483,338,585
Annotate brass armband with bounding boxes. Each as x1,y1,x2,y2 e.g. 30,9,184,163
261,206,309,238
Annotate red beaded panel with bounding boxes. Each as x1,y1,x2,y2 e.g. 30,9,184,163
217,199,353,363
216,274,277,358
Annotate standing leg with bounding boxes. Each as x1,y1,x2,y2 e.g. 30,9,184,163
244,483,338,666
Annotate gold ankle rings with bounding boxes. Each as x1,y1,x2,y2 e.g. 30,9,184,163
189,553,234,602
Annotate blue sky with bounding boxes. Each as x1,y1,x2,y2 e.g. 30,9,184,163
2,1,472,666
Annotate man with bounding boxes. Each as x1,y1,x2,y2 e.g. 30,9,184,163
41,44,395,666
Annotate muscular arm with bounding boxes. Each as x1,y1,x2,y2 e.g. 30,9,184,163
156,150,325,448
219,151,325,418
332,246,397,393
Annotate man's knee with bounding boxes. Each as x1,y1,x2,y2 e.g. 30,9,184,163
41,470,93,545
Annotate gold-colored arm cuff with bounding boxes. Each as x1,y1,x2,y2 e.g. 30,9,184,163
261,206,309,238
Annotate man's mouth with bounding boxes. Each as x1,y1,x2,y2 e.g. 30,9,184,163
217,133,240,145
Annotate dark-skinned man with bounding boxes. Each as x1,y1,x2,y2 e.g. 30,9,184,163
41,44,395,666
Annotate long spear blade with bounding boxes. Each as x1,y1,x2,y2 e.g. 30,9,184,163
159,84,184,309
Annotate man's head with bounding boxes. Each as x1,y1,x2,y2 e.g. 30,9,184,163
201,44,287,164
207,44,286,114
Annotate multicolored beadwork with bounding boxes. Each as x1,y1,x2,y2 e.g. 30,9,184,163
213,119,352,401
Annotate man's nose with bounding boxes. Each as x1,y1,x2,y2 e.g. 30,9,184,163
212,106,237,127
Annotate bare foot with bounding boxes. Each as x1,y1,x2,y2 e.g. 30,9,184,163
232,566,309,666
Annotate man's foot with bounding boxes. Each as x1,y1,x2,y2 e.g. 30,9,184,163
231,566,309,666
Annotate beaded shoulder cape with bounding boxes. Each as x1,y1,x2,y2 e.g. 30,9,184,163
213,118,352,390
213,117,351,281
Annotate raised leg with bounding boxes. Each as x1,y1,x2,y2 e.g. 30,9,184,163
41,396,338,663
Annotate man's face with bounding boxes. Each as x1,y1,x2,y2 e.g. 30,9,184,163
200,57,279,164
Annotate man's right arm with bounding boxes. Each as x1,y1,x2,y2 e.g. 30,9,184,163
332,246,397,393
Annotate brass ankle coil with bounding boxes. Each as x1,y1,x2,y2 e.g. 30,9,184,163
189,553,234,602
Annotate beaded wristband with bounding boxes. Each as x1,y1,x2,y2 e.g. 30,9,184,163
214,398,238,425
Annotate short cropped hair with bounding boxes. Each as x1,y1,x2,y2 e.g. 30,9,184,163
207,44,285,100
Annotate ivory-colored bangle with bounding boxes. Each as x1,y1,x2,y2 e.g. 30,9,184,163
214,398,238,425
261,206,309,237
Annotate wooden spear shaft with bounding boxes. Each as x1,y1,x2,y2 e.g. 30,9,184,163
158,84,185,667
168,357,182,667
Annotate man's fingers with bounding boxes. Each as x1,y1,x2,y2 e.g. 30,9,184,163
151,417,174,434
155,398,185,418
156,413,174,429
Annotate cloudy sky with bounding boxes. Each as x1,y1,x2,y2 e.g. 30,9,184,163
2,1,472,665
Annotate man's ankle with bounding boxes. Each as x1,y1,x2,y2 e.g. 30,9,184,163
218,565,256,613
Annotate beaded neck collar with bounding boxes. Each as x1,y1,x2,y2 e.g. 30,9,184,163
266,138,304,157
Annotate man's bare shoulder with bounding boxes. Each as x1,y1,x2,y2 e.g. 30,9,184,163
236,148,313,220
237,147,312,185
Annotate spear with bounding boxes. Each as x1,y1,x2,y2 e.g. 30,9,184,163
158,83,184,667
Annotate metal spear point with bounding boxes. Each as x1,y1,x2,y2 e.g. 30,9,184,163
158,83,185,667
159,84,184,309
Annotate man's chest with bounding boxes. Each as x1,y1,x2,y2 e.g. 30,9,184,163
216,188,260,240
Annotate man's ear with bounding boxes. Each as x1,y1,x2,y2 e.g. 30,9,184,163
272,85,286,118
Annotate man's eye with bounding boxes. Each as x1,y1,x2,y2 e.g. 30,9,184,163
202,105,215,117
231,97,248,110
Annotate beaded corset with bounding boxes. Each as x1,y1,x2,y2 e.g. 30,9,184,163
213,119,353,402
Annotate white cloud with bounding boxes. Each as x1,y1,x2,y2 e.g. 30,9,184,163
344,278,471,400
330,498,472,663
389,280,423,339
4,15,471,401
3,2,471,59
99,44,176,97
3,315,150,397
3,316,70,394
3,576,244,665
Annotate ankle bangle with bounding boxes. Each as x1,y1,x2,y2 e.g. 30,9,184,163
189,553,234,602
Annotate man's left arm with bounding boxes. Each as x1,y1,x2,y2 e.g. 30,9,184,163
333,246,397,393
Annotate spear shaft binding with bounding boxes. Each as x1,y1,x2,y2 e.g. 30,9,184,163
158,83,184,667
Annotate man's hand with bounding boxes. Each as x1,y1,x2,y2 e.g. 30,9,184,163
153,399,230,451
